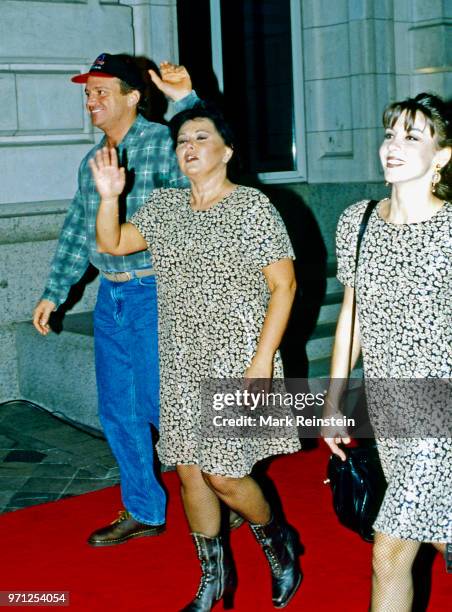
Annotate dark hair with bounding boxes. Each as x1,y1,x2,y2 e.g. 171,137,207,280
382,92,452,200
117,55,168,122
131,56,168,122
118,79,138,96
169,102,236,150
118,78,147,119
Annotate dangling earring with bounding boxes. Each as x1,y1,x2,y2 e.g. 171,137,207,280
431,164,442,193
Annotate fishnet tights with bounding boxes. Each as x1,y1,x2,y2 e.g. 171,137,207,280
371,532,446,611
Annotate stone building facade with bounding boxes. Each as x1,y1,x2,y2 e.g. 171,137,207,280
0,1,450,419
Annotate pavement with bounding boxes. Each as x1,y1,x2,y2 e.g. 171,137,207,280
0,400,119,514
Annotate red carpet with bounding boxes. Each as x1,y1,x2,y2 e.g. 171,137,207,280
0,445,449,611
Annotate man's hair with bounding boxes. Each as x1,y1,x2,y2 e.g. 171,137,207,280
117,56,167,122
118,79,138,96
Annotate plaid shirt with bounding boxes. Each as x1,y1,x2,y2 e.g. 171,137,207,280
42,93,197,307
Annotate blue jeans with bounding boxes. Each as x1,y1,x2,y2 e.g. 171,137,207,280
94,275,166,525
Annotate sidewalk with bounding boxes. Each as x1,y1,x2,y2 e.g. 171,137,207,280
0,401,119,513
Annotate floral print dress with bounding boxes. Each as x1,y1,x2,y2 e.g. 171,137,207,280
336,199,452,542
131,186,301,477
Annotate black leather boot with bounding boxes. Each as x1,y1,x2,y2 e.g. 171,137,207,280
180,533,237,611
250,516,302,608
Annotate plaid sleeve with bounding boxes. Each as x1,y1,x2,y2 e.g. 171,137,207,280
172,90,200,115
41,182,89,307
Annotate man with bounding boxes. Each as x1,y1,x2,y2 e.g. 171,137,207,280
33,53,197,546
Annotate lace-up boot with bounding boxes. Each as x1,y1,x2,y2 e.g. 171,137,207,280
249,516,302,608
180,533,236,611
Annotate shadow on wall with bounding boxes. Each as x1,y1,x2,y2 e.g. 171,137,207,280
184,62,329,380
242,178,328,380
268,187,328,378
49,265,98,334
133,56,169,124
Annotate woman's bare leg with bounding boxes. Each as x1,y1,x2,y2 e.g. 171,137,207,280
176,464,221,536
371,532,421,612
203,472,271,525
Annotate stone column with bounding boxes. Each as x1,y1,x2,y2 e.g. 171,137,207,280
120,0,179,62
409,0,452,94
301,0,396,184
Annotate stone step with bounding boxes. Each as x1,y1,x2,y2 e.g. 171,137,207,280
306,334,335,362
317,301,341,324
308,320,337,341
322,290,343,306
58,311,94,336
326,259,337,277
318,288,343,324
325,260,342,295
15,316,101,433
307,314,338,361
308,355,363,379
308,356,331,378
310,260,342,356
326,275,342,294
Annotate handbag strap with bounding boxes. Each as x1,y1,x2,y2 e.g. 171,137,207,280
347,200,378,376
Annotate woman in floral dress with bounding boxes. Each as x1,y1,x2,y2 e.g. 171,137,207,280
91,104,302,611
324,93,452,611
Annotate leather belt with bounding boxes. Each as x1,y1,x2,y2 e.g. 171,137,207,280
101,269,155,282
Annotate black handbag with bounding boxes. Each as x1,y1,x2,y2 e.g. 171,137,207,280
327,443,387,542
326,200,387,542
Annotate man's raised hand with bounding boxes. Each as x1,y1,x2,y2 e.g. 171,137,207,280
149,61,192,101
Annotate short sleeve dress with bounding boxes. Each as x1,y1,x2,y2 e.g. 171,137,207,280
336,199,452,542
130,185,301,477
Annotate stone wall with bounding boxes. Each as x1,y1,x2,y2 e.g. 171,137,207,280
301,0,451,185
0,0,179,401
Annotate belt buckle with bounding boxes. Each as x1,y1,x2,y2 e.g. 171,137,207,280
124,271,132,281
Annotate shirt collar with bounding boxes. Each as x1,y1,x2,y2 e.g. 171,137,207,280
100,114,149,150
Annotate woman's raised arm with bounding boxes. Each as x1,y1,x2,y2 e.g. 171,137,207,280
90,147,147,255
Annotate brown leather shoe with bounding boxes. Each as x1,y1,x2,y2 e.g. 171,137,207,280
87,510,165,547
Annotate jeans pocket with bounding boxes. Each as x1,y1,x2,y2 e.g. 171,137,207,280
138,275,156,287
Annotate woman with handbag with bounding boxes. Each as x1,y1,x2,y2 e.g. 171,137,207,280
90,103,302,611
323,92,452,611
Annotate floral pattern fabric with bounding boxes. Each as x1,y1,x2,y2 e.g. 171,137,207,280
336,199,452,541
131,186,301,477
